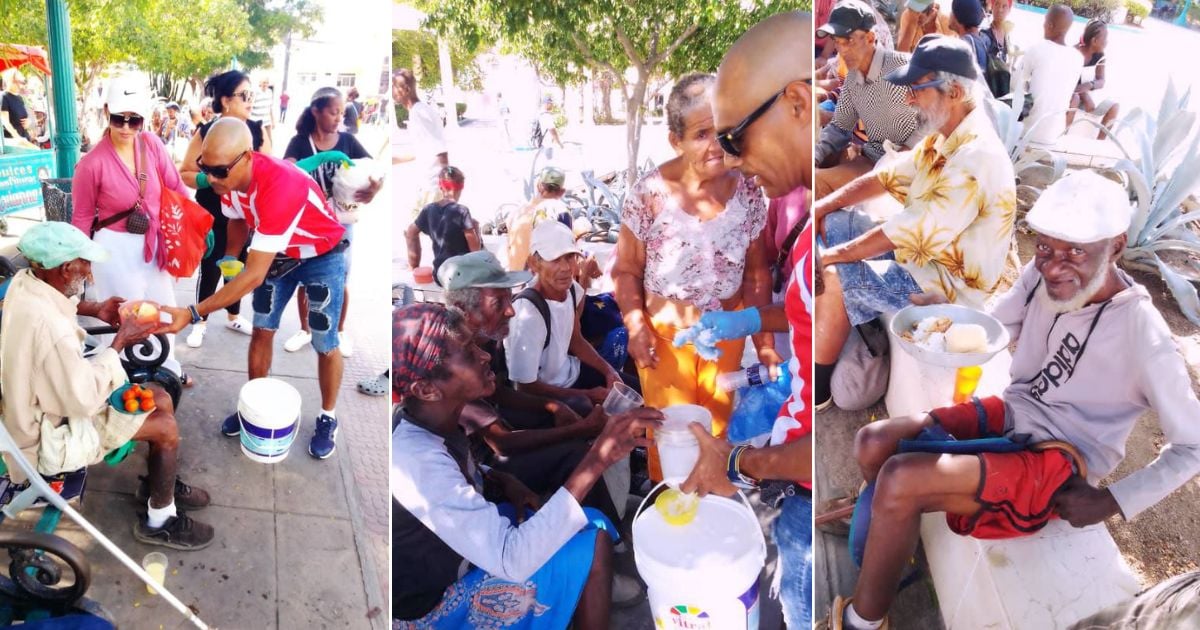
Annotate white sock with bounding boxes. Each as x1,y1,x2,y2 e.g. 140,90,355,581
844,602,884,630
146,500,177,528
321,409,336,419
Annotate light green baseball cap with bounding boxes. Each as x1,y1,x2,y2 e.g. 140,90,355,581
18,222,109,269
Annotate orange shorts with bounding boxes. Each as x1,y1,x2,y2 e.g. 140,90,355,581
930,397,1075,540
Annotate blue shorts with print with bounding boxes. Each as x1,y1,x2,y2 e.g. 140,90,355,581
252,248,346,353
821,209,922,327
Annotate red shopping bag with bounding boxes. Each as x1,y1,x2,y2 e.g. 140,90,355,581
160,187,213,279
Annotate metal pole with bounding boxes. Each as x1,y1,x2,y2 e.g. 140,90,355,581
45,0,80,178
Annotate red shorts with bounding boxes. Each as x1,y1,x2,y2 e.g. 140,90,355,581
930,397,1075,540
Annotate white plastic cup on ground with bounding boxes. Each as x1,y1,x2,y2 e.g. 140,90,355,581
602,381,643,415
656,404,714,486
142,551,168,595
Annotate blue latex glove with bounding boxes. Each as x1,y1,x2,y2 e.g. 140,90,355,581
672,307,763,360
295,150,351,173
195,171,210,189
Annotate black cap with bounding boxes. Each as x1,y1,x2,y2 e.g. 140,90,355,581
883,34,979,85
952,0,985,28
816,0,877,38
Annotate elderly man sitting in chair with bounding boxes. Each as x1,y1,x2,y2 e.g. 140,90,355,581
0,222,213,550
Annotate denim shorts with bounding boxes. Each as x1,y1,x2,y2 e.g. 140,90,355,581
821,209,921,327
252,248,346,353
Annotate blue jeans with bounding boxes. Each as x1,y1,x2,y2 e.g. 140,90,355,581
252,248,347,353
774,494,813,629
821,209,922,327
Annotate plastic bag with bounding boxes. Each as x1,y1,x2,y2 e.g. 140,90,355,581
331,158,384,222
727,368,792,446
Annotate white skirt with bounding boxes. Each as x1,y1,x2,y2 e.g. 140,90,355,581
87,228,181,376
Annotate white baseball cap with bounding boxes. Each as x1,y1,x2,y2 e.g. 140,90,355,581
105,74,151,120
530,220,582,261
1026,170,1133,244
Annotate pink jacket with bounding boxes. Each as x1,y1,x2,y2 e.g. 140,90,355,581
71,131,187,269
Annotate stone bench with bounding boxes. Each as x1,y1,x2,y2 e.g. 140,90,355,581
881,312,1143,628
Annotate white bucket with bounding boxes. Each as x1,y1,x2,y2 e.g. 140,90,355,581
656,404,713,486
237,378,302,463
633,483,766,630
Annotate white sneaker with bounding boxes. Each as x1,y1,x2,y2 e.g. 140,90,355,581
339,333,354,358
284,330,312,352
186,323,207,348
225,316,253,336
611,574,643,608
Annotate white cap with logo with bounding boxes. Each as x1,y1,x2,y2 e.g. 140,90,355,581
105,74,151,120
530,220,582,261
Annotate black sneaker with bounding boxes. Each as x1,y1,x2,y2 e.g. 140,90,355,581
133,513,215,551
135,476,211,510
220,412,241,437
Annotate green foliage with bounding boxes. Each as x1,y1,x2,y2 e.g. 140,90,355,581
1023,0,1122,19
1126,0,1150,19
391,29,483,91
0,0,318,96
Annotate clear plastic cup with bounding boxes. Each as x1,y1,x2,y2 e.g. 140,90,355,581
656,404,714,486
218,258,245,280
142,551,168,595
602,381,643,415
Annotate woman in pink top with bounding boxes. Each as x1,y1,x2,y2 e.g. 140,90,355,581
612,73,775,482
71,74,192,382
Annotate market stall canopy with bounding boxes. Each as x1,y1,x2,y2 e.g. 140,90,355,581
0,44,51,76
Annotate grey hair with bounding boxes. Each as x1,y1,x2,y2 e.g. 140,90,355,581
444,286,485,314
667,73,716,137
933,70,978,107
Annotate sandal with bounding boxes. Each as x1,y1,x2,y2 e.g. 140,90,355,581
181,372,196,388
357,372,389,397
817,595,890,630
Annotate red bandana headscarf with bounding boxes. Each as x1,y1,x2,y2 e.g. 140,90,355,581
392,303,459,399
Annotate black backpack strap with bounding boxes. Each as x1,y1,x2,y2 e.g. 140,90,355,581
515,287,553,349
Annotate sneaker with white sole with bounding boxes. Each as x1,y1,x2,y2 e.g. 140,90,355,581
339,333,353,358
284,330,312,352
225,316,253,335
185,323,207,348
308,415,338,459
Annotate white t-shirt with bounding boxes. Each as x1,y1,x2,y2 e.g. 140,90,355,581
407,100,447,186
504,282,585,388
1018,39,1084,145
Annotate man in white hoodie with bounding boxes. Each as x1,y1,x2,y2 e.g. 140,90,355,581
828,170,1200,630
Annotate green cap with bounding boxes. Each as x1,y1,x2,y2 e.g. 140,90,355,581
18,222,109,269
437,251,532,290
537,166,566,189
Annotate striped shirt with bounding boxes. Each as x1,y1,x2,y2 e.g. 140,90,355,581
221,153,345,259
816,46,921,165
250,89,273,125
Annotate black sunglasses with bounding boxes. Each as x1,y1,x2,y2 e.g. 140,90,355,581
716,86,789,157
232,90,254,103
197,151,248,179
109,113,144,129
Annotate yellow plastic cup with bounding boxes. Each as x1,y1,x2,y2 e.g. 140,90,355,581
218,258,245,280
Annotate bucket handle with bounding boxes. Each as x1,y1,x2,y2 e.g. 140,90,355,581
634,480,756,520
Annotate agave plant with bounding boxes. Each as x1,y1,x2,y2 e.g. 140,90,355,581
1074,80,1200,325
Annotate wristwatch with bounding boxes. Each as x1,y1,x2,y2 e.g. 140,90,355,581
188,304,202,325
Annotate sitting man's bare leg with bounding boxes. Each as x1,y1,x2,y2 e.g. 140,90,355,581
845,414,986,623
131,384,215,550
571,529,614,630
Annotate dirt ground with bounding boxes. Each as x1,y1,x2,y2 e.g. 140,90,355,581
1014,226,1200,586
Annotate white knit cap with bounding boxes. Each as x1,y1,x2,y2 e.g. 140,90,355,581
1026,170,1133,243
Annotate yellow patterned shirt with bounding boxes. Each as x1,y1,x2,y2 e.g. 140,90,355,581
877,105,1017,308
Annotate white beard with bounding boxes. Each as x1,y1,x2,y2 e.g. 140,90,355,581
1036,268,1110,314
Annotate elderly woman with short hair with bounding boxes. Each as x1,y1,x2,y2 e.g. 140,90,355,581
612,72,777,482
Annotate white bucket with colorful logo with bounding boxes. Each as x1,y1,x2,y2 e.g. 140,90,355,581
237,378,302,463
633,483,766,630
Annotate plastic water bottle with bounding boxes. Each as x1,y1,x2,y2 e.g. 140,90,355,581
716,364,771,392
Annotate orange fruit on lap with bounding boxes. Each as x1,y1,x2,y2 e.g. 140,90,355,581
124,399,139,413
122,389,137,401
140,390,155,401
141,399,156,412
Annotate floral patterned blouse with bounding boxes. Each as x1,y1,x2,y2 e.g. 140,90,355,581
877,105,1017,309
622,170,768,312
